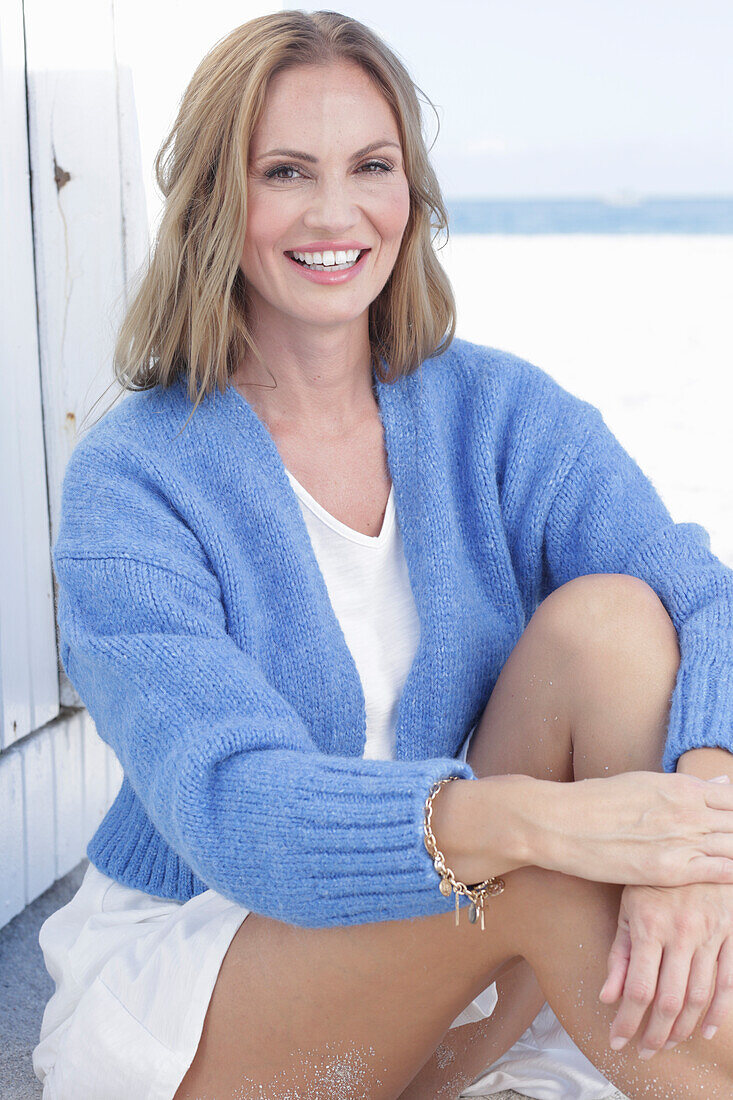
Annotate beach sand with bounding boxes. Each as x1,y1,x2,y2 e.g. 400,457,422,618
439,234,733,1100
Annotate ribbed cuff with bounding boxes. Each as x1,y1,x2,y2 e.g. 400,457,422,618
664,646,733,772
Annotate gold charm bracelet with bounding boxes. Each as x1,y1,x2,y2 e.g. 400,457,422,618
423,775,505,930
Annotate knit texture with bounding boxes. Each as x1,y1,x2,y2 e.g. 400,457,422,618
52,338,733,927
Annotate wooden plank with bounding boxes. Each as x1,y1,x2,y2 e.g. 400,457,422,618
23,0,129,707
0,750,25,925
52,714,85,880
0,0,60,747
20,726,57,903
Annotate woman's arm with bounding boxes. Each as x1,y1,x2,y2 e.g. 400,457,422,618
487,352,733,772
678,746,733,782
53,440,479,930
429,771,733,888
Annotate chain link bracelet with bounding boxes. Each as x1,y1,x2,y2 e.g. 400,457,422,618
423,775,505,930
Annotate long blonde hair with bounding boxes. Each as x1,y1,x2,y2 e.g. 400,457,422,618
111,9,456,423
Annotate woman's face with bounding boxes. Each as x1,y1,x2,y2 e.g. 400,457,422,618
240,60,411,341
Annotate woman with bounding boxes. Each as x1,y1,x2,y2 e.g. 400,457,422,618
32,10,733,1100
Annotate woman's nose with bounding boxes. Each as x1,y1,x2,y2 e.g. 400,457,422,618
301,176,359,233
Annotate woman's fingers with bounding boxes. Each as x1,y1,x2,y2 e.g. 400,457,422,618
705,810,733,834
608,938,663,1052
684,854,733,885
702,783,733,811
701,937,733,1041
599,925,632,1006
661,945,719,1047
637,943,706,1055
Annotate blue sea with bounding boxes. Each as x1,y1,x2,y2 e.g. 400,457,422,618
445,196,733,235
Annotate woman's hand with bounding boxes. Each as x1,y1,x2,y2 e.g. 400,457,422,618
531,770,733,886
599,882,733,1056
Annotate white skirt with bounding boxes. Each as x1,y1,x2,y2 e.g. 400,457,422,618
32,730,616,1100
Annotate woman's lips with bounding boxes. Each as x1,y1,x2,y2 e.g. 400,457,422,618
284,248,371,284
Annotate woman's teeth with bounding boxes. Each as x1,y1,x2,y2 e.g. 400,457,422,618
289,248,363,271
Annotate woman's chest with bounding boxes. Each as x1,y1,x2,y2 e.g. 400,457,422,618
272,422,393,539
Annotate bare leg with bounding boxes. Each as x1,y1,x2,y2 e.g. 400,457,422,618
395,956,547,1100
460,573,732,1099
400,570,682,1099
174,574,733,1100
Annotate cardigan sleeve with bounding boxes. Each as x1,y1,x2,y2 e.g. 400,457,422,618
52,446,474,929
542,402,733,772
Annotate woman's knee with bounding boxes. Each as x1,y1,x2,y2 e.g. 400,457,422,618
534,573,679,672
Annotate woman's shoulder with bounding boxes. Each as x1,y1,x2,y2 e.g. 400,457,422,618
423,336,560,400
421,336,590,424
71,379,189,457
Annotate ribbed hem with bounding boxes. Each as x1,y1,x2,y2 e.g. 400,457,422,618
87,779,207,902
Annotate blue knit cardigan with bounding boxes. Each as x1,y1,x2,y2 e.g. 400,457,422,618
52,338,733,927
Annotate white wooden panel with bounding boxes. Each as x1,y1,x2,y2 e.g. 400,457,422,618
20,725,57,903
0,0,61,747
52,713,85,880
0,710,121,933
24,0,127,485
0,749,25,925
115,60,150,289
23,1,130,708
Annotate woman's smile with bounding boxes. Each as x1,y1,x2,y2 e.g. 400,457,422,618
284,245,371,283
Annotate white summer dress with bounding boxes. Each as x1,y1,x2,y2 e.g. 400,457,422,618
32,469,617,1100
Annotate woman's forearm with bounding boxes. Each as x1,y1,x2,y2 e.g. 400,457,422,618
428,774,541,884
434,768,733,890
676,745,733,781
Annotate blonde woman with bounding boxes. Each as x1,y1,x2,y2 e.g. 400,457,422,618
33,11,733,1100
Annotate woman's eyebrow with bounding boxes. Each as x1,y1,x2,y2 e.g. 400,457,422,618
255,140,401,163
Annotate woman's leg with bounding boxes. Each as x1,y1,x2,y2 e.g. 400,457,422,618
396,956,547,1100
175,574,733,1100
410,571,730,1100
398,569,682,1099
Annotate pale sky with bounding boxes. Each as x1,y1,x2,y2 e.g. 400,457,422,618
334,0,733,199
114,0,733,227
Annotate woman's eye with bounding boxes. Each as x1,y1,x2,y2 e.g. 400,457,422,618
265,164,302,181
359,160,393,174
264,160,393,182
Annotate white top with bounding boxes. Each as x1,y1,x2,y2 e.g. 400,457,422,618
284,468,420,760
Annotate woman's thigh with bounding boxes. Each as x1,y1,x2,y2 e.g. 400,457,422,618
173,865,627,1100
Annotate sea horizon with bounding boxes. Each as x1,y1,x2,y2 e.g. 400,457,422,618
444,195,733,234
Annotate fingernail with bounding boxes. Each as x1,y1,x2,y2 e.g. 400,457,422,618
708,775,730,783
664,1039,678,1049
610,1036,628,1051
639,1048,656,1060
703,1025,718,1040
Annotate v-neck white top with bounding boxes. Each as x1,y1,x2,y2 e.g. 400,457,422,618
284,468,420,761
